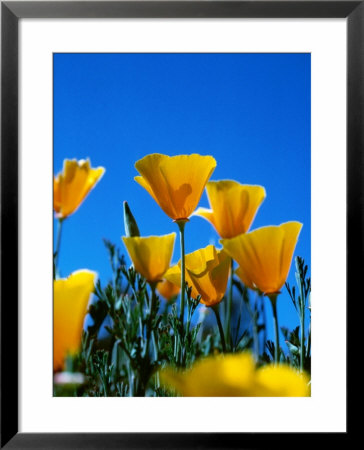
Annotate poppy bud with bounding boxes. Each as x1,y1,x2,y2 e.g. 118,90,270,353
123,201,140,237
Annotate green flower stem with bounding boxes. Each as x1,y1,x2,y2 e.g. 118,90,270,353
252,312,259,362
185,311,191,337
176,220,187,326
306,317,311,359
260,294,267,351
130,283,144,338
212,305,226,353
128,370,134,397
268,294,280,364
175,334,181,365
54,218,64,275
300,307,305,372
173,329,178,361
149,283,160,390
142,288,151,360
149,284,159,359
245,294,259,361
224,258,234,349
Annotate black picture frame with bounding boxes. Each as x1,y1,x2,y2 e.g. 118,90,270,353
1,1,357,448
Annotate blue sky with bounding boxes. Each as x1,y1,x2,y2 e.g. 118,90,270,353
54,53,311,347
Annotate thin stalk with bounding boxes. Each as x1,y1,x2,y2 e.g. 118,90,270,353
175,333,181,366
181,307,191,367
260,294,267,351
306,315,311,359
149,283,160,390
144,283,155,360
185,311,191,337
54,218,64,273
149,285,159,360
268,294,280,364
176,220,186,325
138,303,144,339
252,293,259,361
300,307,305,372
212,306,226,353
130,283,144,338
129,371,134,397
124,344,134,397
224,258,234,348
173,327,178,361
152,329,160,390
244,293,259,359
252,313,259,362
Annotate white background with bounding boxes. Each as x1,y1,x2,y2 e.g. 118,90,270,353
19,18,346,432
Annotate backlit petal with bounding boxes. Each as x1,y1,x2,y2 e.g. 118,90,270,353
186,249,230,306
192,207,217,230
235,266,255,291
160,353,256,397
164,245,230,306
255,364,310,397
164,264,182,288
135,153,216,220
277,222,303,290
53,270,96,372
159,154,216,220
122,233,176,282
53,176,62,213
135,154,177,218
159,352,310,397
198,180,266,238
221,222,302,294
54,158,105,219
209,250,231,303
164,263,197,299
156,279,180,301
134,176,160,208
184,244,217,275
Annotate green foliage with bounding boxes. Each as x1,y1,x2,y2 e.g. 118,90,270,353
54,242,312,396
285,256,311,373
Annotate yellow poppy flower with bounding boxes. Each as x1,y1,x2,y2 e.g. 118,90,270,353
157,278,180,301
164,245,230,307
255,364,310,397
54,270,96,372
194,180,266,238
159,352,310,397
134,153,216,221
221,222,302,295
122,233,176,283
54,158,105,219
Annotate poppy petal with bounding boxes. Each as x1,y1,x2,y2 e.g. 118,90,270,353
54,270,96,371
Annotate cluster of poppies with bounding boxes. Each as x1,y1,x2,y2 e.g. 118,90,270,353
53,159,104,371
131,153,302,301
125,154,302,357
53,154,309,397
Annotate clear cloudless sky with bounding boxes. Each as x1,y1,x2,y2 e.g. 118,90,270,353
54,53,311,347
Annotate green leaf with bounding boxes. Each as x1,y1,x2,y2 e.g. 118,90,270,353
285,340,300,355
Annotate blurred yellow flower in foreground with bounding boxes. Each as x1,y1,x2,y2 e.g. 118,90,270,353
164,245,230,307
122,233,176,283
194,180,266,238
54,158,105,219
134,153,216,221
160,353,310,397
157,278,180,301
54,270,96,372
221,222,302,295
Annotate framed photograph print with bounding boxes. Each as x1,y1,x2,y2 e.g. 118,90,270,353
1,0,358,447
